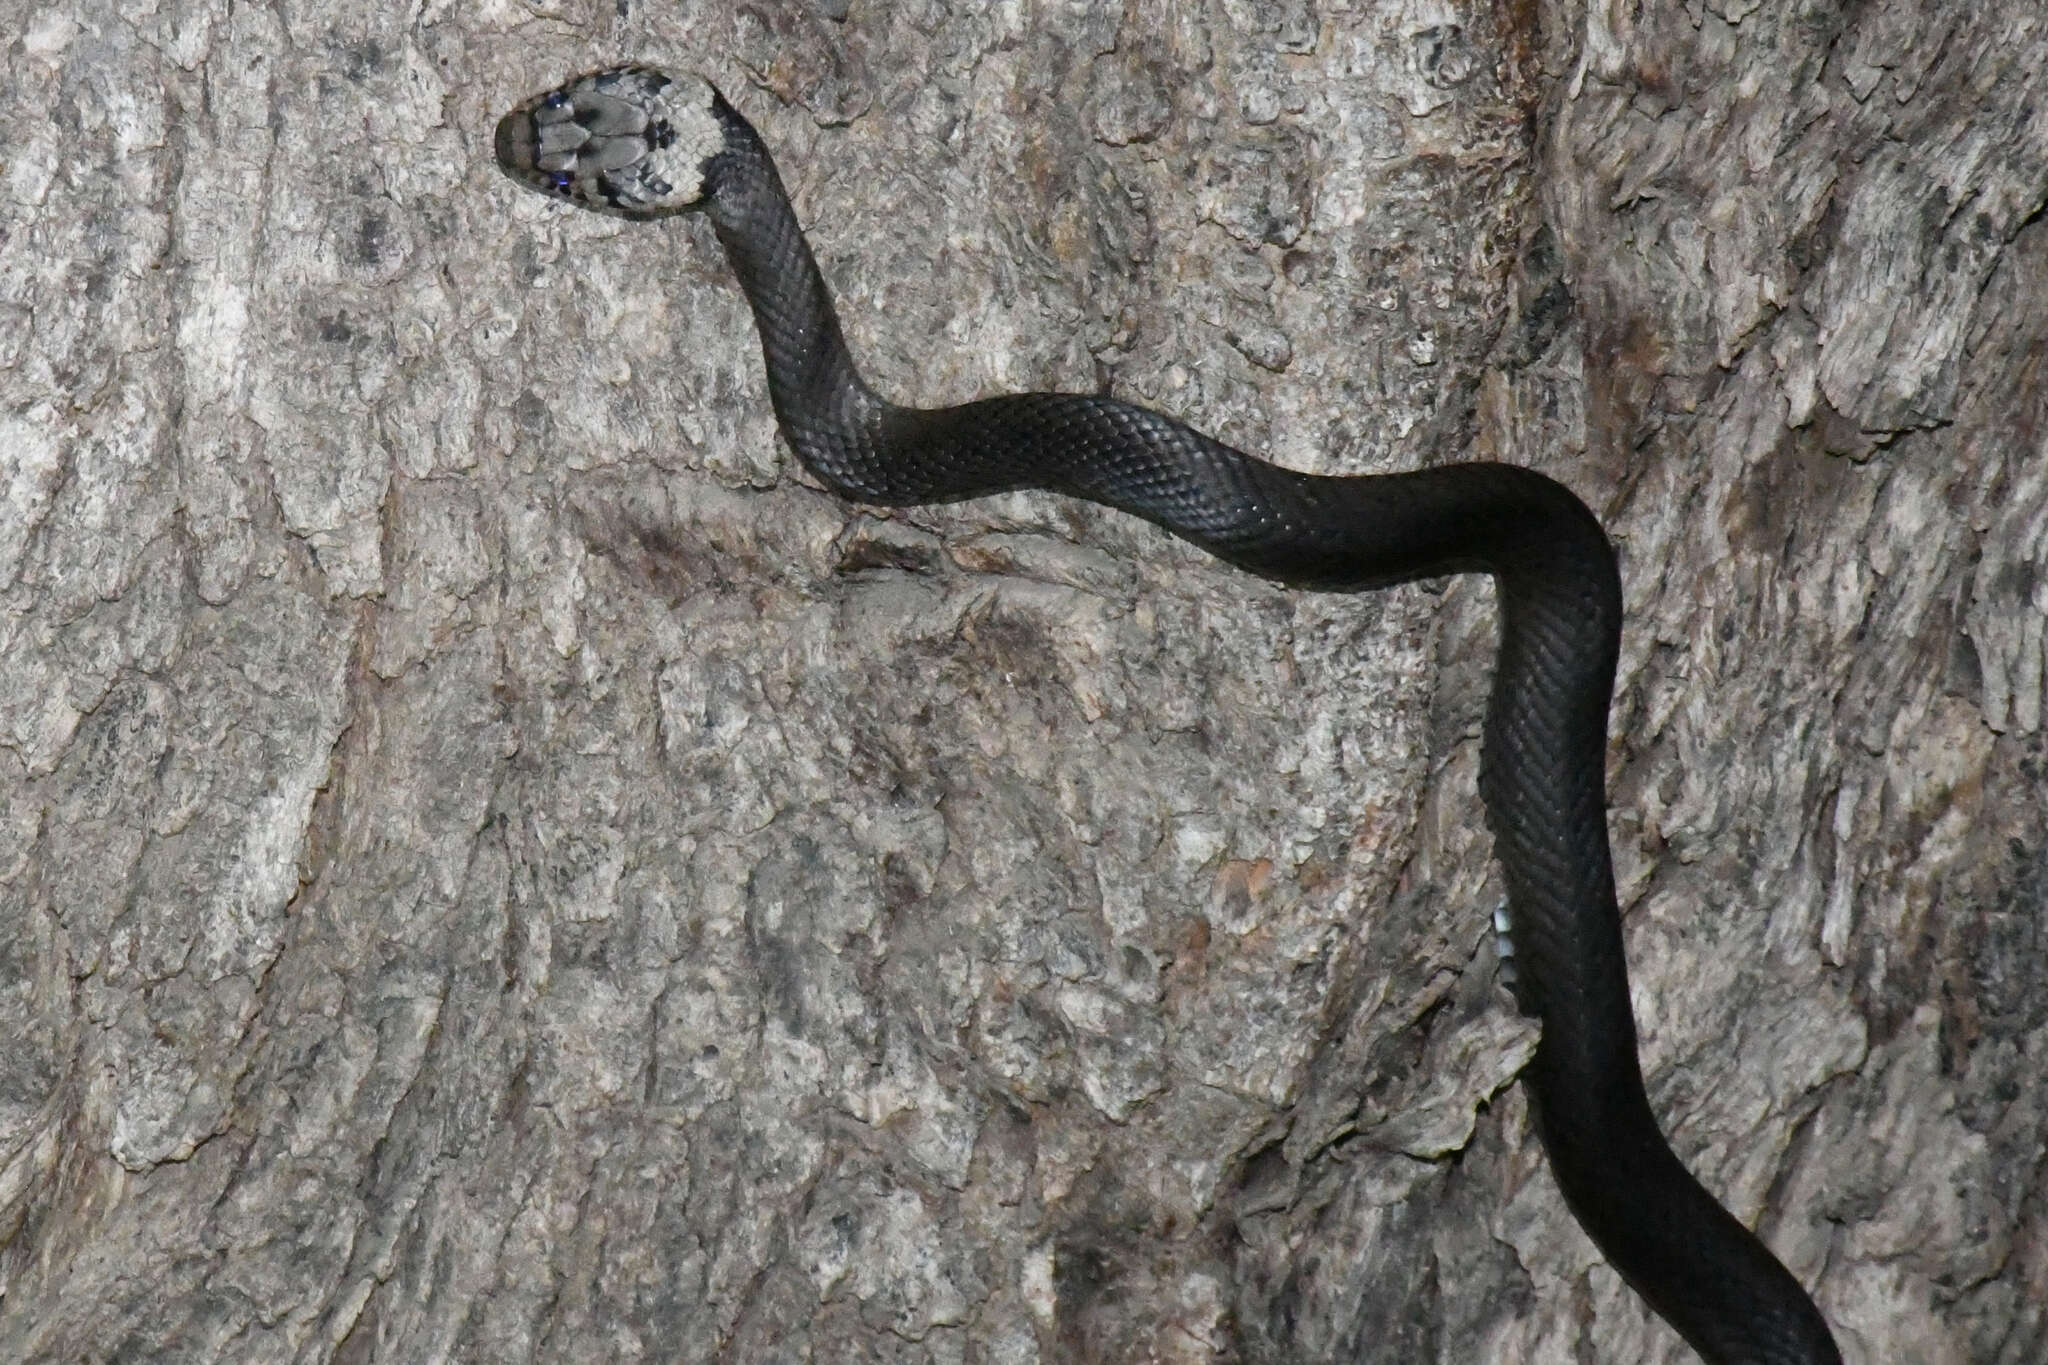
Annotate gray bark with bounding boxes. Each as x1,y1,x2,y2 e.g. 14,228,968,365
1,1,2040,1361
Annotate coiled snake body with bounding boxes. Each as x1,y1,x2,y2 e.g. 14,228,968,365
496,65,1841,1365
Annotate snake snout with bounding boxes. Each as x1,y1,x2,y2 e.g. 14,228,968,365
494,109,534,175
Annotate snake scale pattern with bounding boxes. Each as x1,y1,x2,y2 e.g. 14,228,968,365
495,65,1842,1365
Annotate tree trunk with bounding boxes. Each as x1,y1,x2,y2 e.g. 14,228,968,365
1,1,2039,1361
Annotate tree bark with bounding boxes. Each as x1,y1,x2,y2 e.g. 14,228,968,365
0,1,2040,1361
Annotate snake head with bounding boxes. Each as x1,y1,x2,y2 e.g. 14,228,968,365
494,65,725,219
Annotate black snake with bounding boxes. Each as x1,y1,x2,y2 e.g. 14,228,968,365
494,65,1842,1365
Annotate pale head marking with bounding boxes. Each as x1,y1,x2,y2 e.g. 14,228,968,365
494,66,726,219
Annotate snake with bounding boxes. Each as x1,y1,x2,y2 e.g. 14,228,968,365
494,65,1843,1365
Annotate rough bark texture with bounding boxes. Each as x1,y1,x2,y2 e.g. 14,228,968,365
0,1,2040,1362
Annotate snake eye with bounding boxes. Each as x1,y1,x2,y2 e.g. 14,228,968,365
544,91,568,109
551,173,572,192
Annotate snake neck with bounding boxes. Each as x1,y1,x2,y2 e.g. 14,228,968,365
700,97,903,499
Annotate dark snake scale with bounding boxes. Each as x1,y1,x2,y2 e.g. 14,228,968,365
496,65,1842,1365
